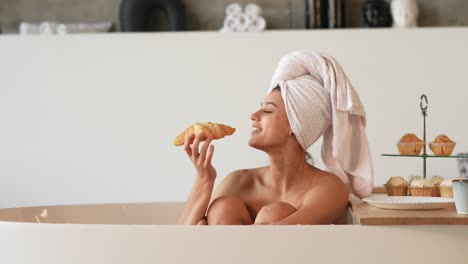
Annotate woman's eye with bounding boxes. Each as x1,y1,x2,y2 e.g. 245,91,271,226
263,110,273,113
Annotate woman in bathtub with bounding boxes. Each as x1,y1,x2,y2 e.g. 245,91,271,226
177,50,374,225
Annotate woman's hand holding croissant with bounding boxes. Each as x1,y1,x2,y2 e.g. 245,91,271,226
183,132,216,182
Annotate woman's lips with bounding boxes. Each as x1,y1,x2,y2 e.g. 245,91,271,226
251,125,262,134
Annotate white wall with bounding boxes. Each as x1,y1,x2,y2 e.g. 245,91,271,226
1,28,467,208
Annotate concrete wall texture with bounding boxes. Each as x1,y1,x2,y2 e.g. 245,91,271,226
0,0,467,32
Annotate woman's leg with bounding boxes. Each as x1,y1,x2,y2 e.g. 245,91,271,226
254,201,297,224
206,195,253,225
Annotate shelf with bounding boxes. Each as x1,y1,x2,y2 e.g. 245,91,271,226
382,154,468,159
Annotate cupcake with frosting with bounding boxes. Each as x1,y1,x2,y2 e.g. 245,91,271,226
409,179,436,196
406,175,423,195
439,179,454,198
384,176,409,196
430,175,445,197
408,175,423,184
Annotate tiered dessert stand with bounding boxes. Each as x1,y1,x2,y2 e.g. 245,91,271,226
381,94,464,179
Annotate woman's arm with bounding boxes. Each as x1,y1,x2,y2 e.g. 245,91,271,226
196,217,208,225
272,175,349,225
177,133,217,225
177,178,215,225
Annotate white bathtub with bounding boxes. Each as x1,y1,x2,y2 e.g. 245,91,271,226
0,202,467,264
0,202,184,225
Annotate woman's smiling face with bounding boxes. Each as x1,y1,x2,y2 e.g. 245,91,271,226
248,89,291,150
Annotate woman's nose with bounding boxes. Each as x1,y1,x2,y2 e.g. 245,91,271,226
250,111,259,121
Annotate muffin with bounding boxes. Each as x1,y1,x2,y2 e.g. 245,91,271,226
409,179,436,197
408,175,423,184
430,175,445,197
397,133,424,155
407,175,423,195
439,179,454,198
429,134,456,156
384,176,409,196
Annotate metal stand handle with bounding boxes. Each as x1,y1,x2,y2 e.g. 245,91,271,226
420,94,428,178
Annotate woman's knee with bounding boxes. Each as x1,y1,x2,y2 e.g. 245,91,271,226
207,195,252,225
254,201,297,224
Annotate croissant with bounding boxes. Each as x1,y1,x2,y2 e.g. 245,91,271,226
173,122,236,146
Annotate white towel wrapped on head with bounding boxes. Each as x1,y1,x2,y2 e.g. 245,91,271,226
267,50,374,199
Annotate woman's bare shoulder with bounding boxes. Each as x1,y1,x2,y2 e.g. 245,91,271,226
306,166,349,198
